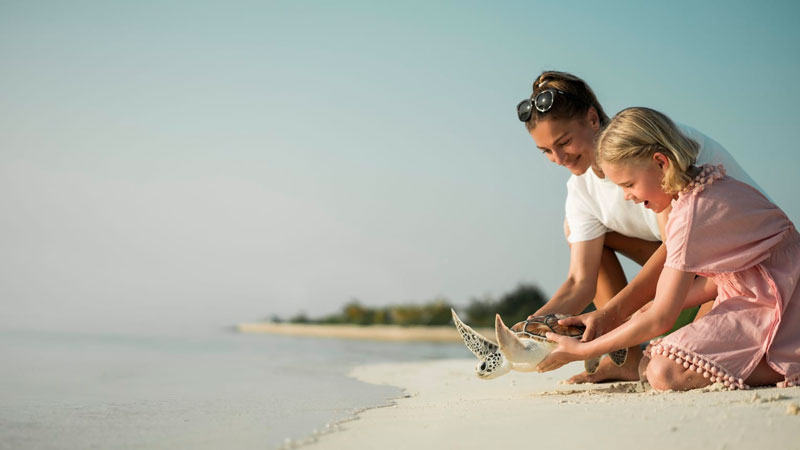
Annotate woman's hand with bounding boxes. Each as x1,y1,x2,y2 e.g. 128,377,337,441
557,308,622,342
536,333,590,372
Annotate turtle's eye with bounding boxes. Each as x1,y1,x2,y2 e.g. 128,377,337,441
479,362,487,371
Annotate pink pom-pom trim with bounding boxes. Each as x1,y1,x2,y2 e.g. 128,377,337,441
778,373,800,388
678,164,726,198
645,341,749,390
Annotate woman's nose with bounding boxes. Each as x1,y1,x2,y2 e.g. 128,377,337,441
551,149,565,165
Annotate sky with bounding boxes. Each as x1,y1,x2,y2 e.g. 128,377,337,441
2,1,799,333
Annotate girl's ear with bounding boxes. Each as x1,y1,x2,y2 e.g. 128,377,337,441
653,152,670,171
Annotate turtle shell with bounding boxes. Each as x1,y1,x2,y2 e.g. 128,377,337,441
509,314,585,341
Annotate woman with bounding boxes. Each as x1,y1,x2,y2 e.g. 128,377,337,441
519,71,764,383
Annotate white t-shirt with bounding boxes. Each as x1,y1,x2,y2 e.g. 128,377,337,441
565,124,765,243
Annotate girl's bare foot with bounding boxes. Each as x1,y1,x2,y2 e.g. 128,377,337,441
564,345,643,384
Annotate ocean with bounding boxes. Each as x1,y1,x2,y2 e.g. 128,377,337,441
0,326,467,449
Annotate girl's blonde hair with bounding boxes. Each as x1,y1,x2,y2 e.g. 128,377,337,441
596,107,700,194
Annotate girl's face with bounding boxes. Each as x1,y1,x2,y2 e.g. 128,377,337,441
601,154,674,213
529,109,600,176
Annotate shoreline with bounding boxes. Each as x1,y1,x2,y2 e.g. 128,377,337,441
237,322,494,343
305,359,800,450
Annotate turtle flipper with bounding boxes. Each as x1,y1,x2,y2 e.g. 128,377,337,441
584,357,601,374
495,314,533,363
608,348,628,367
451,309,498,361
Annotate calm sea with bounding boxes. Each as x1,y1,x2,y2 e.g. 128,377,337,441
0,326,467,449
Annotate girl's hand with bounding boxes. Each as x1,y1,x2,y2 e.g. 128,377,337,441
536,332,590,372
558,309,621,342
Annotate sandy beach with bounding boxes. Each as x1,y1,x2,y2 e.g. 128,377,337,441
237,323,494,343
307,359,800,450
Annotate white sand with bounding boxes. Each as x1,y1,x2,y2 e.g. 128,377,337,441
237,323,493,343
309,359,800,450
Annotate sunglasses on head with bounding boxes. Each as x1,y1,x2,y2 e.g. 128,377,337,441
516,88,574,122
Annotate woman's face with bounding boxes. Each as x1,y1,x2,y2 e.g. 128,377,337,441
529,109,600,176
601,156,674,213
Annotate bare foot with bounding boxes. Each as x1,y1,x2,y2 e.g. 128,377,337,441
563,346,643,384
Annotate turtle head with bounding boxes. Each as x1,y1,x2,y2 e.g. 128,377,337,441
475,351,511,379
450,309,510,379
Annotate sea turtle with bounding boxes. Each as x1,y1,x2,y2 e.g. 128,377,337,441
451,309,627,379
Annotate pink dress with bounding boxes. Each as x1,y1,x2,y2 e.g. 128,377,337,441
646,164,800,390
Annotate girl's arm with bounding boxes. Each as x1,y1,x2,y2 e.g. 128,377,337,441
592,205,673,323
558,205,675,339
587,267,694,354
556,243,668,341
537,267,695,372
682,276,717,308
596,243,667,323
533,235,605,316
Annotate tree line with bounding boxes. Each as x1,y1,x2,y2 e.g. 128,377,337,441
270,283,549,327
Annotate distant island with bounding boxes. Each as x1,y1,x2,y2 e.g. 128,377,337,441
237,283,596,342
267,283,550,328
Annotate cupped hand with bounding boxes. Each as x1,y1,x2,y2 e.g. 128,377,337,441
557,309,619,342
536,332,588,373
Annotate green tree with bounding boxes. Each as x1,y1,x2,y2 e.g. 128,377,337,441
464,295,496,327
343,300,374,325
389,304,423,325
464,284,547,327
372,308,390,325
420,299,455,325
289,311,311,324
495,283,547,324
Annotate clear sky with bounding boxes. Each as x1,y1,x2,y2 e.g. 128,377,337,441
2,1,799,332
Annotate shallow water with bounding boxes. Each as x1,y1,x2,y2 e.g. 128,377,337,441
0,327,466,449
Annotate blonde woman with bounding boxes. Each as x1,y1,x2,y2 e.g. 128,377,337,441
537,107,799,391
519,72,764,383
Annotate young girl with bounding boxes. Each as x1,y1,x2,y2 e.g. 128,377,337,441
537,107,800,390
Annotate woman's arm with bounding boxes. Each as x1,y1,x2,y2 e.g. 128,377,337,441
537,267,695,372
533,235,605,316
583,205,672,326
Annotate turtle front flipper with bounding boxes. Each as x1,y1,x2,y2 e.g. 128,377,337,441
451,309,498,361
495,314,537,364
608,348,628,367
584,357,601,375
